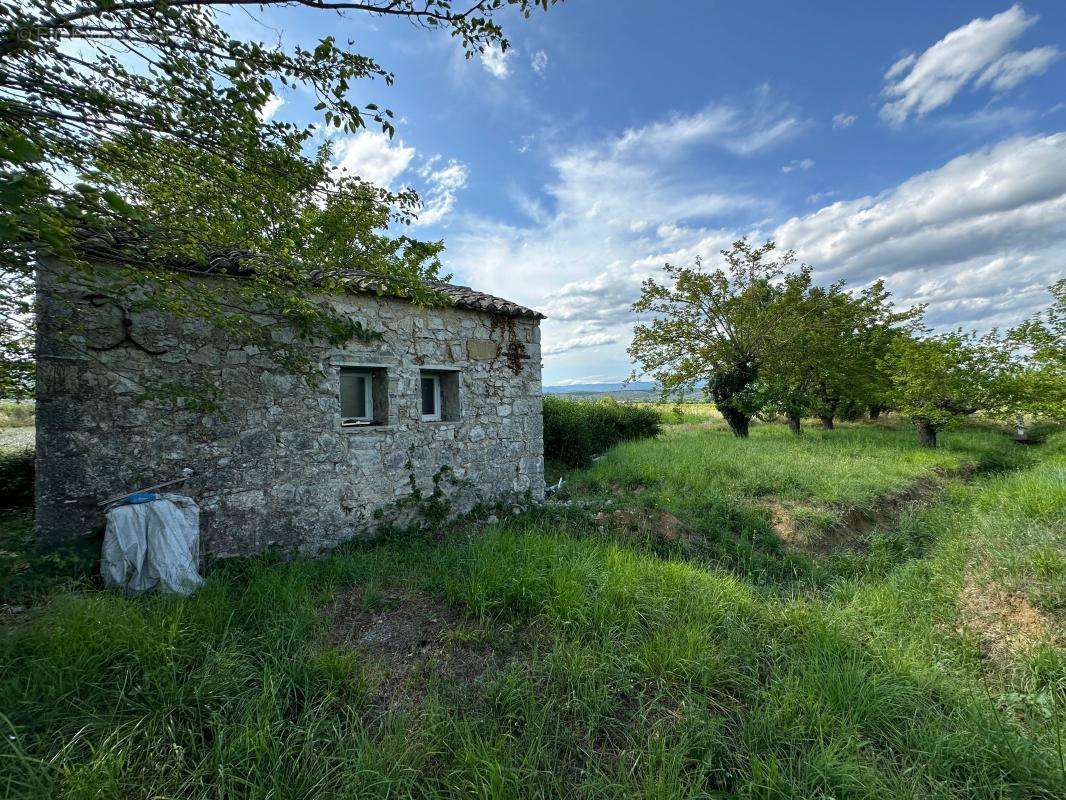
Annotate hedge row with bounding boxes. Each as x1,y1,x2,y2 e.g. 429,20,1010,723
543,396,661,467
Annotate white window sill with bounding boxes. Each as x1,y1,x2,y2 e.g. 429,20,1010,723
335,424,396,434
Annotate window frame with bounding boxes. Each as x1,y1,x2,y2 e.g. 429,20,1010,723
339,369,374,425
420,373,442,422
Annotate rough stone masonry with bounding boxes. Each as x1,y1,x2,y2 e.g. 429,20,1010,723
35,264,545,557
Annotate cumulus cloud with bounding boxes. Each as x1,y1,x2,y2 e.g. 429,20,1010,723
414,157,469,226
333,130,415,188
259,94,284,121
442,97,795,376
976,44,1060,91
329,133,467,224
775,132,1066,329
451,123,1066,382
542,332,620,356
832,112,857,129
443,104,1066,383
781,158,814,173
481,44,510,79
881,5,1060,125
531,49,548,75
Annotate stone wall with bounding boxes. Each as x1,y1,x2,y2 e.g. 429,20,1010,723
35,266,544,556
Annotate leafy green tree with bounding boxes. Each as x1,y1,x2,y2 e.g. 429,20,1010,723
882,331,1011,447
757,280,921,434
806,280,922,429
1,0,557,399
1007,279,1065,422
628,239,812,438
754,282,835,434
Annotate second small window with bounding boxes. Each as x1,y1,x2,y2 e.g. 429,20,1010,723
420,373,442,421
419,369,460,422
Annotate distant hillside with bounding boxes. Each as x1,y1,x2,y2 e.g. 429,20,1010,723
543,381,656,395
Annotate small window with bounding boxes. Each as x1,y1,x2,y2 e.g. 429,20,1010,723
419,369,461,422
420,374,441,421
339,369,374,425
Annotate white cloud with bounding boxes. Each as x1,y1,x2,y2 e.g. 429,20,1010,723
333,130,415,188
414,157,469,226
881,5,1060,125
259,95,284,122
542,332,620,356
976,44,1060,91
781,158,815,174
937,103,1035,128
481,44,510,79
450,123,1066,382
443,97,794,381
775,132,1066,329
613,86,805,157
884,53,917,81
807,190,838,204
531,49,548,75
832,112,857,129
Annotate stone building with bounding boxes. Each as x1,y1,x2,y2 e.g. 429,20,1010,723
35,263,545,556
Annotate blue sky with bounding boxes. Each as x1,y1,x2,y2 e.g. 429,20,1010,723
230,1,1065,386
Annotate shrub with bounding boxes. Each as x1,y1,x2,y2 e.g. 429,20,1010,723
0,447,34,509
543,396,661,466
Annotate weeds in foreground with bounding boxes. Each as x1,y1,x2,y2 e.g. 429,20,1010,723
1,426,1062,798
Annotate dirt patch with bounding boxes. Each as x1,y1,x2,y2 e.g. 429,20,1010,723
771,465,978,556
593,507,694,546
325,588,508,710
958,577,1054,661
767,503,806,550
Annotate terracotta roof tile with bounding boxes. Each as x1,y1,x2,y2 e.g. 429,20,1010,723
338,271,544,319
71,229,544,320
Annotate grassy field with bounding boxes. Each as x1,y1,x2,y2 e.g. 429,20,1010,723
1,422,1063,798
564,419,1027,588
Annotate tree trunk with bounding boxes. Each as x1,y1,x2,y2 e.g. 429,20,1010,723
817,414,834,430
786,412,802,435
869,405,883,420
718,404,750,437
839,402,860,422
916,419,937,448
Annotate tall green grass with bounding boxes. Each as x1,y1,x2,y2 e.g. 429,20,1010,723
553,421,1027,589
572,420,1023,510
2,428,1062,798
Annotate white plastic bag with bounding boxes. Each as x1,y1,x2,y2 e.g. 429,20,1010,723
101,494,204,596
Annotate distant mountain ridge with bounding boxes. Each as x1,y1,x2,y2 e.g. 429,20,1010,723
544,381,656,394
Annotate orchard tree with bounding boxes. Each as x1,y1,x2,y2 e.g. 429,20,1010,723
755,281,840,434
882,331,1011,447
0,0,559,399
1007,279,1065,421
628,239,813,437
807,280,923,428
758,279,921,434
